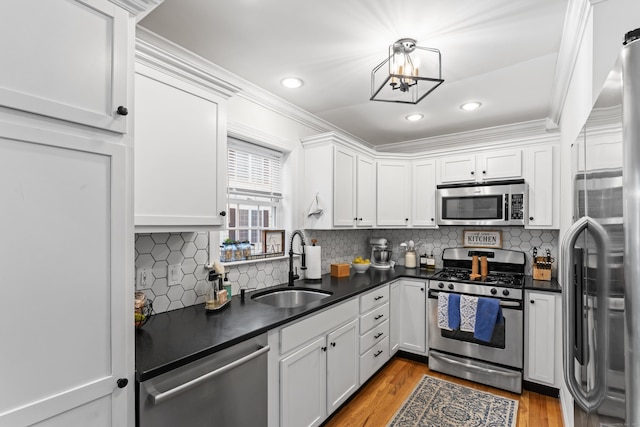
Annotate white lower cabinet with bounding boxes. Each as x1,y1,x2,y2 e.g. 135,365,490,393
276,300,359,427
359,286,391,384
524,290,561,387
327,320,360,413
398,280,427,354
280,336,327,427
389,282,400,355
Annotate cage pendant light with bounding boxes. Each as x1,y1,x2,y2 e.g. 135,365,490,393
370,38,444,104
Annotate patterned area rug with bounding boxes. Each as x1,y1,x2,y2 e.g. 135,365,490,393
387,375,518,427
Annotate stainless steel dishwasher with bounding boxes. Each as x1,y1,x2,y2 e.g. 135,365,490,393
138,333,269,427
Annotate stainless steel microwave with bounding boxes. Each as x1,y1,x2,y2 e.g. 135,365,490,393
436,179,528,226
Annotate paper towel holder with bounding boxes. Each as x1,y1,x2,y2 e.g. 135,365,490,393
305,239,323,283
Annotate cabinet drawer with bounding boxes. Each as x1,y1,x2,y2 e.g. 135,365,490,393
360,285,389,313
360,303,389,334
281,298,358,355
359,320,389,355
360,337,389,384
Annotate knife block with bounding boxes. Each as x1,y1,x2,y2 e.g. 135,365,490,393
532,256,553,281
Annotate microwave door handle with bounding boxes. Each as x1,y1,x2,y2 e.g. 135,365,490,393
504,194,509,222
562,216,610,412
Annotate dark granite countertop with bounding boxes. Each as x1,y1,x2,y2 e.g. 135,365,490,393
135,266,434,382
524,276,561,293
135,267,560,381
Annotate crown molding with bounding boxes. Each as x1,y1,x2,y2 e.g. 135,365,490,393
547,0,593,129
375,119,558,156
109,0,163,21
135,26,372,147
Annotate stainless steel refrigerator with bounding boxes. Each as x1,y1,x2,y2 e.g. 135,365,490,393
562,29,640,426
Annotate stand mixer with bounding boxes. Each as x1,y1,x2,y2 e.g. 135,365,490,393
370,237,393,269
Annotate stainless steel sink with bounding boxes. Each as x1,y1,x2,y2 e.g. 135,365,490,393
251,287,333,308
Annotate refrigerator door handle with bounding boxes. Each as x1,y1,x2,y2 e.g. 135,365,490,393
562,215,610,412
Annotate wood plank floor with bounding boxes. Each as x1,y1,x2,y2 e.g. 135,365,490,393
323,357,563,426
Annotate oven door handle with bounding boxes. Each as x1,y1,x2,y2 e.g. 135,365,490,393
561,215,609,412
428,291,521,308
148,345,270,405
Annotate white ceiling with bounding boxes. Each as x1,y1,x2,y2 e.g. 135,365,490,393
140,0,568,147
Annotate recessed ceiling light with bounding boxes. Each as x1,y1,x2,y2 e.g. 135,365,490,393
280,77,303,89
460,101,482,111
405,114,424,122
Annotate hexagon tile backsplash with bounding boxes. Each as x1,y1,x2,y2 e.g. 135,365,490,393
135,227,558,314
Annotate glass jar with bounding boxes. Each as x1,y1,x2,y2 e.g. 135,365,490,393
242,241,252,259
223,243,233,262
233,242,243,261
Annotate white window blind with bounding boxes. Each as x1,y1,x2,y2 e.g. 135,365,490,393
228,138,282,198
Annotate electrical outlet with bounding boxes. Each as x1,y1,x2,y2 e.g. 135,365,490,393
136,268,152,290
168,264,182,286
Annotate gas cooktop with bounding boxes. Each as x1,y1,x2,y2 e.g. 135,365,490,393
431,268,524,288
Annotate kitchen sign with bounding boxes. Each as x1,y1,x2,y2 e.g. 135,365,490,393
463,230,502,248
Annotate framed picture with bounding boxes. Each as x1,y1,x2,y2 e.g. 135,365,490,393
263,230,285,254
463,230,502,249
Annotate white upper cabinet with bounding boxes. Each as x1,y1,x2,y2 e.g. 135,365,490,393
0,0,130,133
411,159,437,227
439,149,522,184
438,154,477,183
377,160,411,227
303,136,376,229
134,63,227,231
524,145,558,228
356,155,377,227
333,146,357,226
334,147,376,227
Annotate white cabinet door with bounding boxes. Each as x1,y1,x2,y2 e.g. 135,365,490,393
476,148,522,181
356,155,376,227
280,336,327,427
0,125,130,426
439,149,522,184
134,65,227,230
333,146,357,227
412,159,437,227
439,154,476,183
327,319,359,413
0,0,130,133
389,282,400,355
399,280,427,354
524,291,556,385
377,161,411,226
524,145,555,228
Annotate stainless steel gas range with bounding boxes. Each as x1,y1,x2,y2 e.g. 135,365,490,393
428,247,525,393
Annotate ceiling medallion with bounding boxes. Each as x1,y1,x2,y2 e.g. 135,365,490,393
370,38,444,104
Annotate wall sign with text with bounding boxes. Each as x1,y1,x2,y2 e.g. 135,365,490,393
463,230,503,248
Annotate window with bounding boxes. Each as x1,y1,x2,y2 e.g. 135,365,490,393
221,137,283,259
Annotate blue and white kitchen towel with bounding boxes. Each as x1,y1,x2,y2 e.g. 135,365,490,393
460,295,478,333
437,292,460,330
475,297,503,342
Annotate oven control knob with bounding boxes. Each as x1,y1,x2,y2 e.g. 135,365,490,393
490,288,497,295
448,283,454,290
502,289,510,296
438,282,444,289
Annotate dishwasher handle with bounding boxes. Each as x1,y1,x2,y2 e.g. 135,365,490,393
149,345,270,405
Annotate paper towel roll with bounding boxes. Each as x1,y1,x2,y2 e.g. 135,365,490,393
305,245,322,280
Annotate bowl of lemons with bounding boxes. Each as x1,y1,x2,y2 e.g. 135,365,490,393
351,256,371,273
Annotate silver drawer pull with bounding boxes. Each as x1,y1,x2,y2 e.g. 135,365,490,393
149,345,270,405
